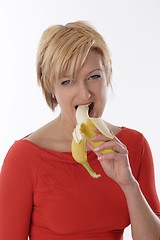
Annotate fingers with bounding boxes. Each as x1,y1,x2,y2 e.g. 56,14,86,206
88,131,128,161
86,141,102,158
94,137,128,155
91,128,112,142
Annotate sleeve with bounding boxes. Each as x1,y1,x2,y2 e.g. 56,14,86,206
0,141,35,240
137,135,160,217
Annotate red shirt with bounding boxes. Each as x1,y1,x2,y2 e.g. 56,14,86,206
0,127,160,240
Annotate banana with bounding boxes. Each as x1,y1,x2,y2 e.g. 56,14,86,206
71,105,115,178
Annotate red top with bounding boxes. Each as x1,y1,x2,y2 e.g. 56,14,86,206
0,127,160,240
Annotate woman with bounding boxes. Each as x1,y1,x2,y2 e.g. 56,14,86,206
0,21,160,240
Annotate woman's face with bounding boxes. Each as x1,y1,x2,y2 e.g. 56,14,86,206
54,50,108,126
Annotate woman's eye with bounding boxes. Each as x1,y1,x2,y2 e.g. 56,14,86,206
89,74,101,80
61,80,71,85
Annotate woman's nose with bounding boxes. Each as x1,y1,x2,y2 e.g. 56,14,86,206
78,82,91,100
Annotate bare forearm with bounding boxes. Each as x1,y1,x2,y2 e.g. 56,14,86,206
121,181,160,240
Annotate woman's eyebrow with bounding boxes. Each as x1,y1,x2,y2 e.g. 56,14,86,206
60,75,72,79
61,69,102,79
88,68,102,75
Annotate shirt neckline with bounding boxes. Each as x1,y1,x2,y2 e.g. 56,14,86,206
20,126,125,155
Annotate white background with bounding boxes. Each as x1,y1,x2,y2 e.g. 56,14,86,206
0,0,160,239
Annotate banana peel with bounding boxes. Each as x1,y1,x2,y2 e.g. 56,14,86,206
71,105,115,178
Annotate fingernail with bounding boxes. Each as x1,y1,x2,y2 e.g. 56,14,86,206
94,147,99,151
91,136,96,140
98,156,102,161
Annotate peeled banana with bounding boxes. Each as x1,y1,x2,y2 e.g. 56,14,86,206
71,105,115,178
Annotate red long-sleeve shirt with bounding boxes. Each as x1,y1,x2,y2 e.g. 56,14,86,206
0,127,160,240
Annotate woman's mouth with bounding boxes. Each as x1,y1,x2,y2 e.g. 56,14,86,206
75,102,95,116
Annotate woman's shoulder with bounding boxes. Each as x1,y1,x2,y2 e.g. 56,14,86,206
106,123,143,139
8,137,42,156
106,123,146,148
0,138,40,181
2,136,43,170
114,125,148,153
118,126,144,140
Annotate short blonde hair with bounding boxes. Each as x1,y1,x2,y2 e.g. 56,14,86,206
36,21,112,110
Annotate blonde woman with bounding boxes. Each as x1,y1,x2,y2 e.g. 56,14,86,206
0,21,160,240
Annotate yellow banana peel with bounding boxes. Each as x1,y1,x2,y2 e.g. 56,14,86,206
71,105,115,178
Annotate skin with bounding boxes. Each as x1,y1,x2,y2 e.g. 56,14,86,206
26,50,160,239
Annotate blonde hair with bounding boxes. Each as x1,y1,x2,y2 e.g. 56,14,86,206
36,21,112,110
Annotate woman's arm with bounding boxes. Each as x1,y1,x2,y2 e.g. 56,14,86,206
0,142,34,240
122,180,160,240
89,133,160,240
